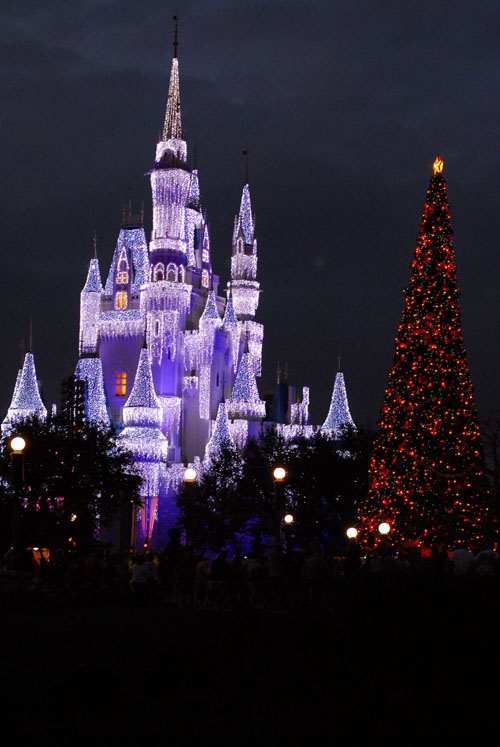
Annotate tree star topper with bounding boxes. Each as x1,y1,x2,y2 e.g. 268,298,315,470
433,155,444,175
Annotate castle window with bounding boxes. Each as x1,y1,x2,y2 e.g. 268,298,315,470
201,269,209,288
117,271,128,284
178,266,185,283
115,372,127,396
155,320,160,336
116,292,128,309
216,372,219,387
167,263,177,282
154,263,164,282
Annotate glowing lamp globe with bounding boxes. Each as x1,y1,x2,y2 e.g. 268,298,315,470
273,467,286,481
10,436,26,453
283,514,294,525
346,527,358,539
378,522,391,535
184,467,197,483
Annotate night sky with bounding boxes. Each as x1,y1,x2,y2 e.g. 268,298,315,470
2,0,500,428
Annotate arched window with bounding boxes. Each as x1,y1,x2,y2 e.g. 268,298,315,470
201,269,209,288
154,263,164,282
155,320,160,336
116,292,128,309
237,238,243,254
115,371,127,396
166,263,177,282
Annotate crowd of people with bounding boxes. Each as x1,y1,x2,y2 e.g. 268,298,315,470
2,539,500,609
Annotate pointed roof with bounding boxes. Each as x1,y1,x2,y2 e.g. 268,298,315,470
123,349,162,429
74,357,110,426
233,184,254,244
104,226,149,295
227,351,266,420
222,296,238,329
162,56,182,141
205,402,235,461
199,290,221,325
82,258,103,293
2,353,47,431
322,371,356,435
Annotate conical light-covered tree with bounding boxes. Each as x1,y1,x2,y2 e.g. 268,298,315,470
358,157,489,549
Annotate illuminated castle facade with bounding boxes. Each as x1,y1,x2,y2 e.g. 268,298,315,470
2,45,356,548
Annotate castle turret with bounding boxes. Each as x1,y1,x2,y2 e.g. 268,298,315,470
205,401,235,463
118,347,168,545
322,371,356,436
79,254,103,356
228,183,260,321
227,342,266,422
2,352,47,433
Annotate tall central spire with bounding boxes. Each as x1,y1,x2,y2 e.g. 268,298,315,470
162,16,182,141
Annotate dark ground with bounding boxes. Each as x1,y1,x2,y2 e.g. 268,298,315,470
2,576,498,744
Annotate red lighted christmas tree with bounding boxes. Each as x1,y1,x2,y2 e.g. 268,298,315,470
358,156,489,549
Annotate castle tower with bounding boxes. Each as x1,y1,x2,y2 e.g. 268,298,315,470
227,182,264,377
118,347,168,544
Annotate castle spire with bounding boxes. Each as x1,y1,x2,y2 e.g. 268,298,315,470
2,352,47,432
162,16,182,142
205,401,235,462
322,371,356,436
227,350,266,421
173,13,179,58
122,348,162,429
233,183,254,245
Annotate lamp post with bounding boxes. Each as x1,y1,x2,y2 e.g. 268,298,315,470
9,436,26,550
184,467,197,547
272,466,287,547
283,512,294,551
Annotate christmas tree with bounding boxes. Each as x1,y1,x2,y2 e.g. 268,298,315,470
358,156,489,549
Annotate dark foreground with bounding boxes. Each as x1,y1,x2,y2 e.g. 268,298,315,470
2,575,499,744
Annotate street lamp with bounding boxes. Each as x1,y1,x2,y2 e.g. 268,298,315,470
273,467,286,482
346,527,358,539
283,513,294,525
183,466,198,547
184,467,197,483
272,466,287,547
10,436,26,454
378,522,391,536
9,435,26,550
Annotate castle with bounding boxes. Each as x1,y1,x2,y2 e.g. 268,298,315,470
2,38,355,548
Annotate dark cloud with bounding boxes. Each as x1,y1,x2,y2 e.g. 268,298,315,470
1,0,500,426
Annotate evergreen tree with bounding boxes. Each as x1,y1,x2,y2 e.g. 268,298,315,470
0,408,141,551
358,157,489,549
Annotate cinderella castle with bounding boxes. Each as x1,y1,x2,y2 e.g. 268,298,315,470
2,28,356,548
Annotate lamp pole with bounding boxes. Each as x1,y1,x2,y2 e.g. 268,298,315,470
272,467,287,548
9,436,26,550
184,467,197,547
